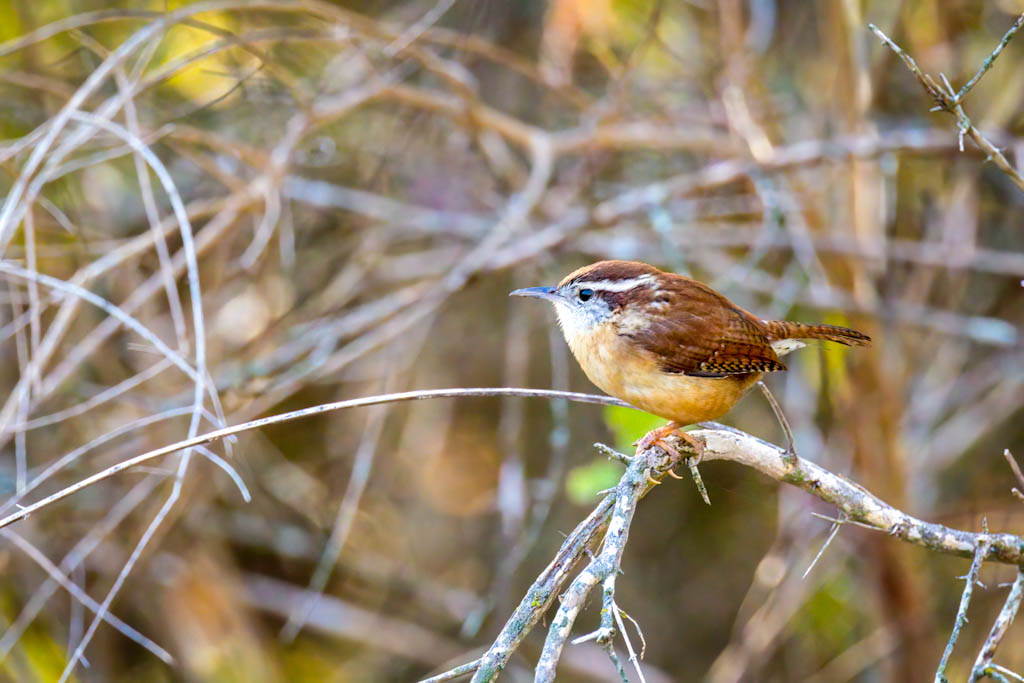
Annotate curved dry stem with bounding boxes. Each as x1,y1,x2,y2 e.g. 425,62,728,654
0,389,630,530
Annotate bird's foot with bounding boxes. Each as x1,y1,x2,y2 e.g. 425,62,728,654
636,423,710,503
635,422,706,466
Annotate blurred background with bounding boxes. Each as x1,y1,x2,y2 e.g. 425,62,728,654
0,0,1022,680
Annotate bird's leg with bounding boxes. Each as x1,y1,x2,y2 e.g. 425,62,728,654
636,422,711,503
757,381,796,465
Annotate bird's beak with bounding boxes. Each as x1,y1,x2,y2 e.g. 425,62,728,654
509,286,560,302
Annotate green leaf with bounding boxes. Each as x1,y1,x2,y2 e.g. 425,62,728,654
602,404,662,452
565,458,622,505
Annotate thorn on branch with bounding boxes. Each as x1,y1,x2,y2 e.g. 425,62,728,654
687,457,710,505
804,512,846,579
596,442,633,465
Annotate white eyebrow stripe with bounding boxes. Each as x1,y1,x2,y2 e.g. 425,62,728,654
574,275,656,292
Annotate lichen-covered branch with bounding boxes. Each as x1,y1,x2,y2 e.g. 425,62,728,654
468,491,616,682
534,440,661,681
689,428,1024,565
424,416,1024,682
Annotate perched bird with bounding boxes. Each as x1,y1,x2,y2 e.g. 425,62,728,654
511,260,870,460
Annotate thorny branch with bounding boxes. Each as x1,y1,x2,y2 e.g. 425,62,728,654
869,17,1024,192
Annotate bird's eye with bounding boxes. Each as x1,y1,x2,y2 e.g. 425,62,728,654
578,288,594,302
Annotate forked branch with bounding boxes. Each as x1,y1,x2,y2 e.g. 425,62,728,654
869,17,1024,192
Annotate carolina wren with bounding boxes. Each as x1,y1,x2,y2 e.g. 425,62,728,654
511,260,870,459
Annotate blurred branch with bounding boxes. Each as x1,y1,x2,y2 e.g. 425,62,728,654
379,83,732,156
869,19,1024,192
1005,450,1024,504
592,128,989,223
2,3,1023,678
249,569,656,683
244,571,464,666
580,227,1024,277
1,529,174,665
422,660,483,683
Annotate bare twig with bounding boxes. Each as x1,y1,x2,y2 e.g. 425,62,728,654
421,659,484,683
803,513,846,579
5,388,1022,570
868,22,1024,192
687,456,710,505
615,605,648,681
1004,450,1024,504
935,532,990,683
971,568,1024,681
595,442,633,465
957,13,1024,101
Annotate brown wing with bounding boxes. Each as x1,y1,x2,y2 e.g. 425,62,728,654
623,276,785,377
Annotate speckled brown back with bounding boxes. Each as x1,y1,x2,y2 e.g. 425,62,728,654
623,274,786,377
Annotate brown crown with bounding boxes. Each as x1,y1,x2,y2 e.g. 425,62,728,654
558,260,661,289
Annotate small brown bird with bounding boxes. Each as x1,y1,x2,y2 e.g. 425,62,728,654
511,260,870,459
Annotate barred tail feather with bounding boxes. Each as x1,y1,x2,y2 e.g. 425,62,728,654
765,320,871,347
